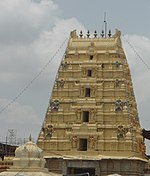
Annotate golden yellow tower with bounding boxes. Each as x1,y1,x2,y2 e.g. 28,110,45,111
37,29,147,176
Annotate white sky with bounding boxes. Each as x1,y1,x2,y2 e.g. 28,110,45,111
0,0,150,154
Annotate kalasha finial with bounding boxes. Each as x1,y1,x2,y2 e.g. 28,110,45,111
79,30,83,38
108,30,112,37
94,30,97,38
101,30,104,37
29,134,32,141
86,30,90,38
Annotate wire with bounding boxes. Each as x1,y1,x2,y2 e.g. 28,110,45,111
122,35,150,70
65,173,89,176
0,37,68,114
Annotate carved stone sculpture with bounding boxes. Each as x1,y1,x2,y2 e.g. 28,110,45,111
70,136,78,148
50,100,60,111
42,125,54,139
115,100,123,112
57,79,65,88
117,125,126,139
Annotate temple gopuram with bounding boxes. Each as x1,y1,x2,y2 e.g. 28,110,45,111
37,29,148,176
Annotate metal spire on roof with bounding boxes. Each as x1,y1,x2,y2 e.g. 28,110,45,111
104,12,107,38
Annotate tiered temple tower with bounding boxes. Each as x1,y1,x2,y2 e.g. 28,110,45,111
37,29,147,176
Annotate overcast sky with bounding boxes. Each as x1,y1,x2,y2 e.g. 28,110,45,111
0,0,150,154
